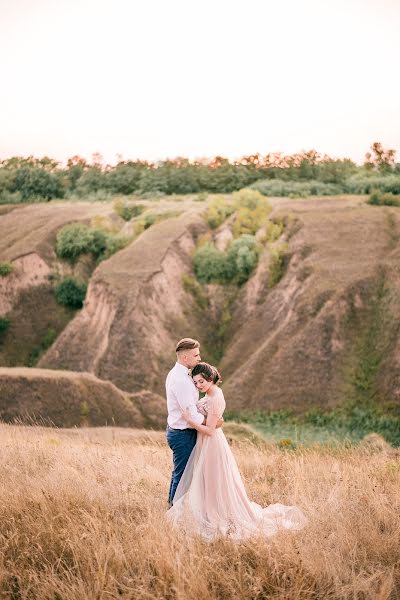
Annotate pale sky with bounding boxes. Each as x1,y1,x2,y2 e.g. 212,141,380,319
1,0,399,165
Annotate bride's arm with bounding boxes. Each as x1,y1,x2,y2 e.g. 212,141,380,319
181,409,218,436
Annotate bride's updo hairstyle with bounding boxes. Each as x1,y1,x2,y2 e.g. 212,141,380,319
191,362,222,385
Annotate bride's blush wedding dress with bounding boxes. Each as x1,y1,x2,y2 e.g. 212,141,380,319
167,393,307,541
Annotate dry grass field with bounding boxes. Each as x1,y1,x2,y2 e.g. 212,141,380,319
1,423,399,599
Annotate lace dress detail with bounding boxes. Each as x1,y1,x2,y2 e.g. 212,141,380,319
167,391,307,541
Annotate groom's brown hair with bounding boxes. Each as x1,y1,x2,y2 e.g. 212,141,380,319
175,338,200,353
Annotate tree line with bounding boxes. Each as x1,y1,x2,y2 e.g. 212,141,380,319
0,143,398,202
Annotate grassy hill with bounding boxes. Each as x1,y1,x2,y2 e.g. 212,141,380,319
0,367,166,428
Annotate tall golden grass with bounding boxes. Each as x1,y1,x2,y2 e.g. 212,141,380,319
0,423,399,599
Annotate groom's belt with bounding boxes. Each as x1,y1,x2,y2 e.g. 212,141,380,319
167,425,195,432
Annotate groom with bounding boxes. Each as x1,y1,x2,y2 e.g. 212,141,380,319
166,337,222,506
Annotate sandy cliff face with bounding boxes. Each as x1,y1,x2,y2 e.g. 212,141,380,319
220,197,400,411
39,212,207,395
0,202,119,366
0,253,50,314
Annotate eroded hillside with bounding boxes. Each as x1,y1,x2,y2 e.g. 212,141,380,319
0,198,201,368
2,194,400,421
0,201,119,365
221,196,400,410
39,210,208,394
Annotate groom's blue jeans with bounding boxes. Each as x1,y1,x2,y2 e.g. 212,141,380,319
166,425,197,506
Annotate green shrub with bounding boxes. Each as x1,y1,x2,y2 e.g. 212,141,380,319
367,189,400,207
309,182,342,195
380,192,399,206
193,235,261,285
345,174,400,195
55,278,87,308
134,212,159,235
135,210,181,236
181,274,209,309
206,196,235,229
102,235,132,259
193,244,227,283
113,199,145,221
88,229,109,256
144,213,156,229
225,235,260,284
130,204,145,219
56,224,96,261
42,328,57,348
265,221,284,242
232,188,266,209
251,179,312,197
80,400,90,418
230,189,272,237
27,328,58,366
56,223,130,262
0,317,10,335
251,179,342,197
90,215,119,234
268,243,288,287
0,190,23,204
0,262,13,277
134,219,146,236
232,205,271,237
368,190,382,205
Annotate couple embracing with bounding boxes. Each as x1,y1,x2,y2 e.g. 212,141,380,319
165,338,307,541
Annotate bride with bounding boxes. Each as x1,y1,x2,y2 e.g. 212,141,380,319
166,362,307,541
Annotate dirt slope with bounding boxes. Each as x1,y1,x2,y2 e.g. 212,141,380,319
0,202,122,366
219,196,400,411
0,367,166,428
39,211,207,395
0,201,118,263
0,202,112,316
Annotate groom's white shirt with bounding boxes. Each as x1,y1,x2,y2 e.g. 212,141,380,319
166,362,204,429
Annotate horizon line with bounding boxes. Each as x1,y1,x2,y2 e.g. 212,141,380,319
1,144,395,168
